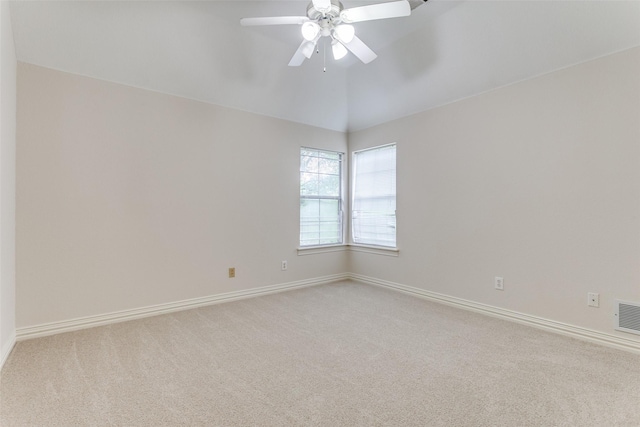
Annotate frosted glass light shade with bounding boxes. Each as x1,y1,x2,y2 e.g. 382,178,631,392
334,24,355,43
332,40,348,60
301,22,320,41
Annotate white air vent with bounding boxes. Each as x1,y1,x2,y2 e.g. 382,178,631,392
614,300,640,336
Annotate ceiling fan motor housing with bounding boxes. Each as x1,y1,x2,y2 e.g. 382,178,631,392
307,0,343,20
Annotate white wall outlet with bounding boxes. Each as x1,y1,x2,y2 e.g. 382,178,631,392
494,276,504,290
281,260,288,271
587,292,599,307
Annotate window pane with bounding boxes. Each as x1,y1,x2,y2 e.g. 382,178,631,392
301,198,320,218
318,173,339,197
318,156,340,175
300,198,341,246
300,154,319,173
320,199,338,218
300,147,343,247
300,172,319,195
352,144,396,247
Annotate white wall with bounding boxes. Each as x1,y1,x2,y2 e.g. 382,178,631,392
1,0,17,367
16,63,347,328
348,47,640,340
15,47,640,345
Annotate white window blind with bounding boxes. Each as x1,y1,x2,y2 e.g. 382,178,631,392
352,144,396,247
300,148,343,247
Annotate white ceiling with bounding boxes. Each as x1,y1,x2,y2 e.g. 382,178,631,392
9,0,640,132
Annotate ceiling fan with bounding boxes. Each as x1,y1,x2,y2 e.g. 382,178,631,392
240,0,412,66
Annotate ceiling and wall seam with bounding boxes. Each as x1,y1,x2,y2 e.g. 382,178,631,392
346,44,640,133
14,44,640,137
10,1,639,132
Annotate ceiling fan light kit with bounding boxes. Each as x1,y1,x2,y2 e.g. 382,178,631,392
331,39,348,60
333,24,355,44
301,21,321,41
241,0,412,67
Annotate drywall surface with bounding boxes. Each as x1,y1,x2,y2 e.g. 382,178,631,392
346,1,640,131
16,63,347,328
348,47,640,340
0,0,17,365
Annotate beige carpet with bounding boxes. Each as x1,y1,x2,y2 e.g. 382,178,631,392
1,280,639,426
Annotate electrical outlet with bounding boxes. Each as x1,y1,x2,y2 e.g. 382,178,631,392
281,260,288,271
494,276,504,291
228,267,235,278
588,292,599,307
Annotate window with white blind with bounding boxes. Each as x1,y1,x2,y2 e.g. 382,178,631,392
300,148,343,247
352,144,396,247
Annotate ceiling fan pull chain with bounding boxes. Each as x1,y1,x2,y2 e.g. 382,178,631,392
323,39,327,72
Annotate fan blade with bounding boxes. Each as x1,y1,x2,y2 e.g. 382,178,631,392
344,35,377,64
240,16,308,26
312,0,332,13
288,39,318,66
340,0,411,23
289,49,306,67
301,39,318,59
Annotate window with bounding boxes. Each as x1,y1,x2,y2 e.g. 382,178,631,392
300,148,343,247
352,144,396,247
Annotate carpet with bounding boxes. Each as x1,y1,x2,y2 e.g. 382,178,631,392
1,280,639,426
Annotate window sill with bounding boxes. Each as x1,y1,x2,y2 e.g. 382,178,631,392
297,244,348,256
297,244,399,257
348,244,399,257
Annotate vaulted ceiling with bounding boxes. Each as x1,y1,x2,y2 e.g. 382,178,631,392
9,0,640,131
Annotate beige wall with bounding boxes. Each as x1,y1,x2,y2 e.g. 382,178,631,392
16,63,347,328
15,48,640,344
348,47,640,340
1,0,17,364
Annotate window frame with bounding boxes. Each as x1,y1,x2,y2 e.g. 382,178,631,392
350,143,397,249
299,147,345,248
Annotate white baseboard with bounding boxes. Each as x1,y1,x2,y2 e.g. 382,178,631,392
1,331,16,371
15,272,640,355
350,273,640,355
16,273,349,341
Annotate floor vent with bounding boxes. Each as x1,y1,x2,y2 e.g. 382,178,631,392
615,300,640,336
